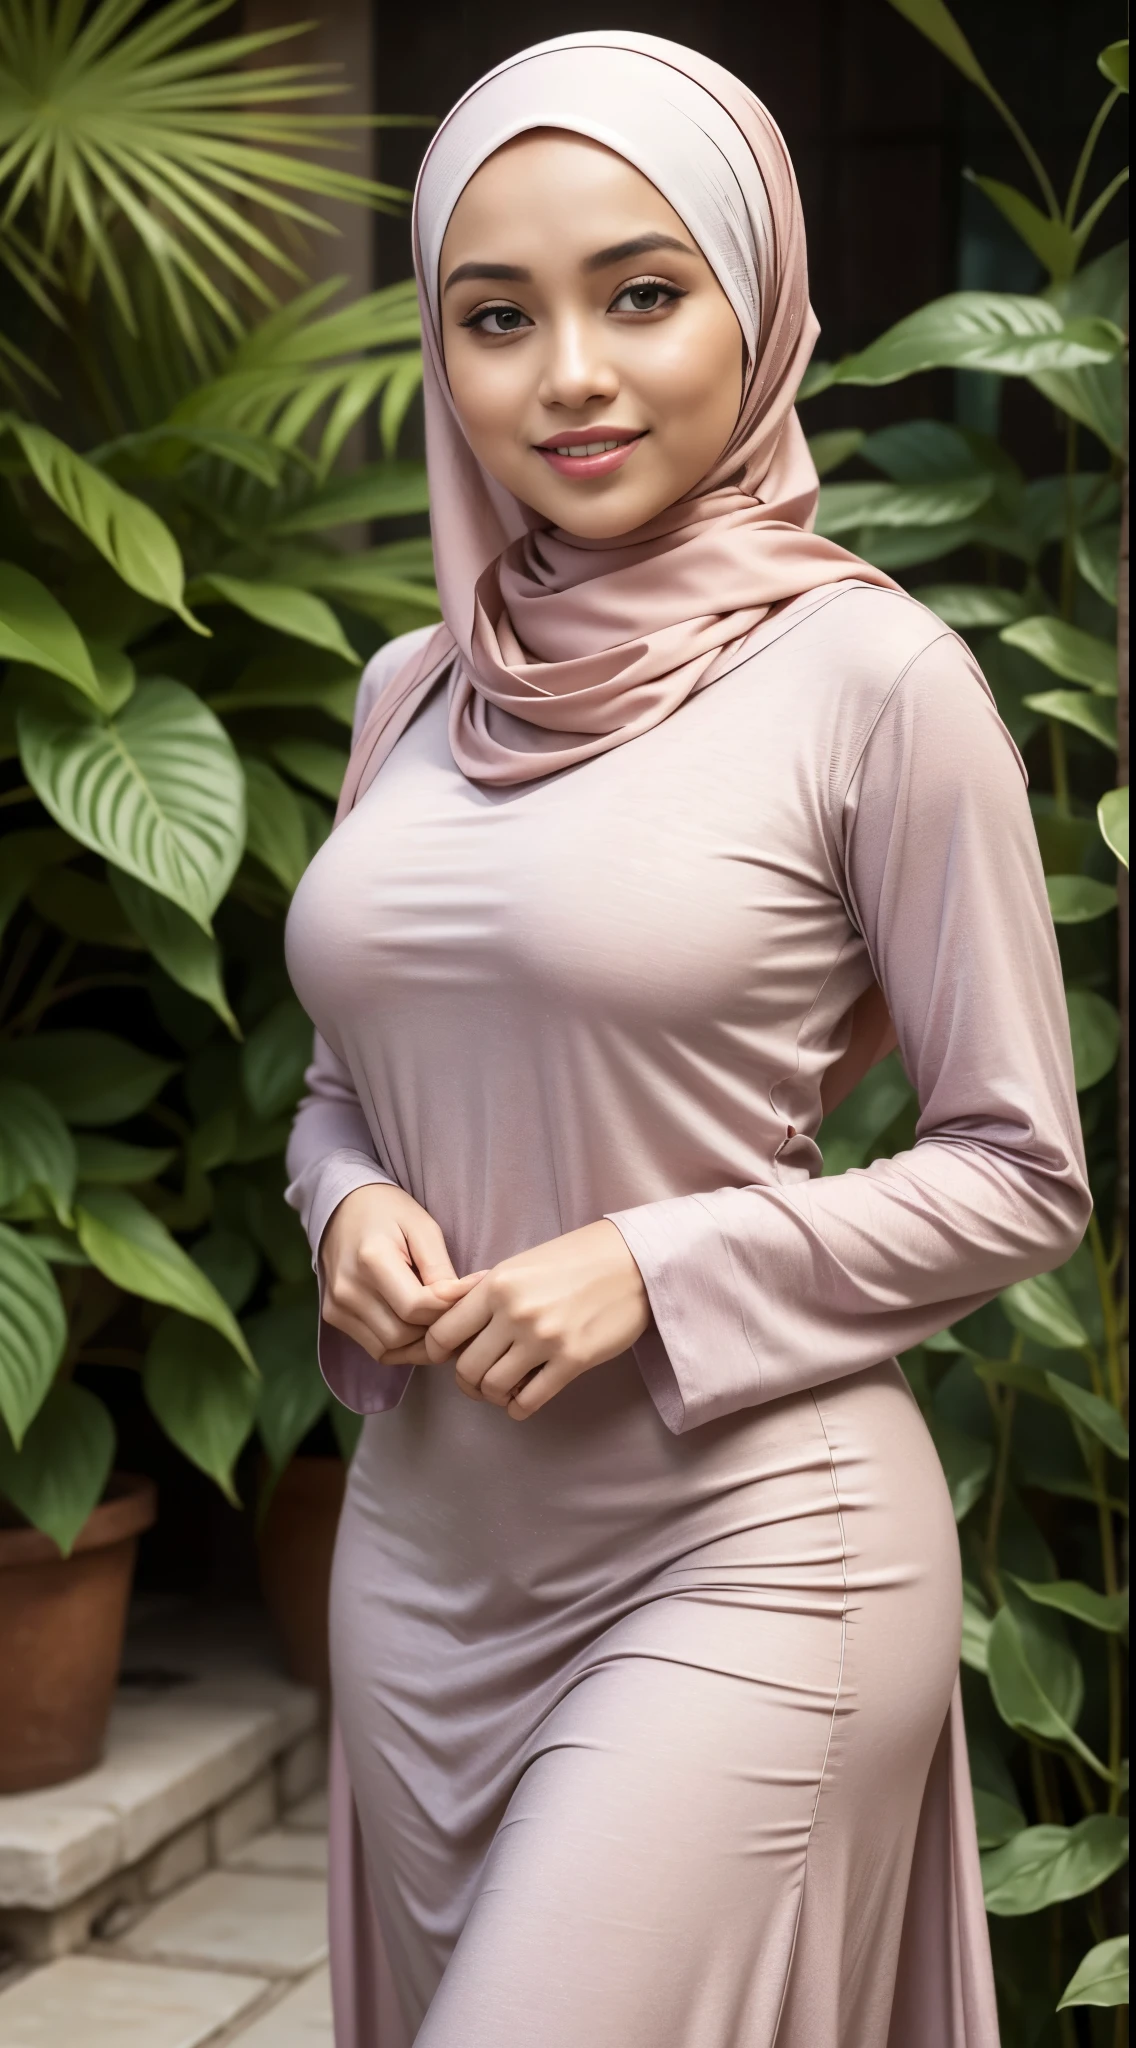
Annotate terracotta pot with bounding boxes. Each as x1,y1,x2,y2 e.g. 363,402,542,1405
0,1472,157,1793
258,1455,345,1695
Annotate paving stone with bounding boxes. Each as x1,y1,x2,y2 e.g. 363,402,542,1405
0,1953,266,2048
277,1733,327,1809
230,1964,333,2046
0,1628,318,1913
283,1788,328,1833
210,1771,276,1863
116,1868,328,1977
226,1828,328,1878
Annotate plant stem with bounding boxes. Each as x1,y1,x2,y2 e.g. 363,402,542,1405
9,970,149,1029
1064,89,1121,226
980,80,1062,218
0,784,35,810
1048,721,1070,815
1060,416,1079,622
1088,1211,1126,1413
984,1383,1017,1605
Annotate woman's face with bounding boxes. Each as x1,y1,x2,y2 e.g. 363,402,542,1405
439,132,745,540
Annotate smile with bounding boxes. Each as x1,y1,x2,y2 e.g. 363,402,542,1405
535,431,646,479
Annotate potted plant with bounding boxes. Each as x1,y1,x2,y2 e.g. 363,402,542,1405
0,0,435,1785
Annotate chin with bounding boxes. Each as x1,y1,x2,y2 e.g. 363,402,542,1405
543,489,664,541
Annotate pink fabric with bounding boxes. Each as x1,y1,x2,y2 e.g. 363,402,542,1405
340,29,899,805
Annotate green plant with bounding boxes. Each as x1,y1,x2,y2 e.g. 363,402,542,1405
0,0,438,1552
812,7,1129,2041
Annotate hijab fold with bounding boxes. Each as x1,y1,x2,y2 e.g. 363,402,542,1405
338,29,897,813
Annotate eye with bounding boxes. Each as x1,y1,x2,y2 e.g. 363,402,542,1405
609,278,686,316
460,303,532,336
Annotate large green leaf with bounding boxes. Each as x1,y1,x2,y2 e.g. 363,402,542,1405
1059,1935,1129,2011
0,827,72,941
241,996,314,1122
806,428,865,477
968,176,1079,281
1000,617,1116,693
143,1315,258,1506
1000,1272,1089,1351
245,1300,328,1474
986,1603,1109,1779
818,1053,915,1175
1065,988,1120,1090
982,1816,1129,1916
0,1078,76,1225
859,418,993,480
1023,688,1116,751
1032,243,1129,450
1097,786,1128,869
271,739,349,802
1097,40,1129,90
242,756,310,895
884,0,994,92
1075,523,1120,605
973,1787,1027,1851
828,293,1124,386
915,584,1030,629
1046,1375,1129,1461
190,1230,260,1315
17,678,246,927
816,475,992,535
265,462,431,535
73,1136,177,1186
1045,875,1117,924
3,420,200,630
193,575,360,666
207,651,361,728
926,1413,993,1521
0,1029,176,1125
30,867,142,949
110,870,238,1037
0,562,102,705
0,1383,114,1556
1008,1576,1128,1633
961,1580,992,1672
75,1187,253,1369
0,1221,66,1449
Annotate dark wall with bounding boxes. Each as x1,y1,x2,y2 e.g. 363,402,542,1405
371,0,1127,442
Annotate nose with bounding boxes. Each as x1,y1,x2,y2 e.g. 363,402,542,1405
536,311,619,412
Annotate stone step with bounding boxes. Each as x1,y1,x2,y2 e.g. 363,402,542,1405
0,1603,325,1965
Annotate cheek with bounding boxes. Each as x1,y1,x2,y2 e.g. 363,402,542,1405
445,347,527,456
631,313,742,440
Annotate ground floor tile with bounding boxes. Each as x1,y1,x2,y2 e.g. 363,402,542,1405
0,1953,265,2048
230,1964,333,2045
115,1868,328,1976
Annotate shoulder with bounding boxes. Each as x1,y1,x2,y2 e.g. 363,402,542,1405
766,583,1018,798
351,624,442,744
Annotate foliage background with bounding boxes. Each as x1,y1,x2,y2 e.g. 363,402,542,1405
0,0,1128,2039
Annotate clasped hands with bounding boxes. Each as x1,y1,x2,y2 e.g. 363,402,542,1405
319,1184,650,1420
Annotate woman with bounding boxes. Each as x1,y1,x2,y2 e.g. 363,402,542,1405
285,31,1089,2047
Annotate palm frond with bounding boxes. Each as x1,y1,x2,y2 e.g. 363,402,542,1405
0,0,418,357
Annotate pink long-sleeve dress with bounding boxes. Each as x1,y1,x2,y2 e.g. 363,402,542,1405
284,582,1089,2047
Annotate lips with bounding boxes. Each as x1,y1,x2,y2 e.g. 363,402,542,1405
534,429,646,480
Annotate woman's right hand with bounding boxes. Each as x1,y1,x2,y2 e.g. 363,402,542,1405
319,1184,465,1364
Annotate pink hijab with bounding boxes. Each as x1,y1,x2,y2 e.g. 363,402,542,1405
338,29,897,807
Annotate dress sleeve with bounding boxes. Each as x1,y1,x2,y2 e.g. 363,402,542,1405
606,635,1092,1434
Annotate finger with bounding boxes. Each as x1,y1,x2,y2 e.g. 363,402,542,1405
334,1281,421,1353
357,1239,447,1326
379,1338,434,1366
507,1361,569,1420
478,1344,540,1409
430,1270,488,1304
450,1314,518,1390
425,1279,496,1361
400,1210,460,1291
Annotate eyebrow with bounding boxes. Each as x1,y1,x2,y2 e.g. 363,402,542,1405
442,232,698,295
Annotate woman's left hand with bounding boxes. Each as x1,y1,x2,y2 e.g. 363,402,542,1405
417,1220,651,1419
